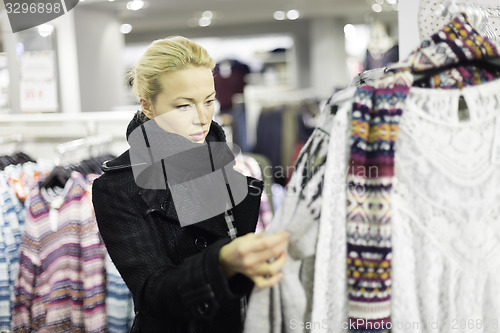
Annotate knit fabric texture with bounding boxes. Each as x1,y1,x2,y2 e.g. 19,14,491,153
13,172,107,333
346,13,500,332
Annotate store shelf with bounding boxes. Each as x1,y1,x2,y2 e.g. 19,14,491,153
0,111,134,124
0,111,135,161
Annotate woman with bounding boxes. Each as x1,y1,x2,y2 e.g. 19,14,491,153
92,36,289,333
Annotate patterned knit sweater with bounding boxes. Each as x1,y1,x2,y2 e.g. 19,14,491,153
13,172,107,333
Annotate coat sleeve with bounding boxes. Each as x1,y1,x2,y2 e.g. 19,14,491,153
91,175,245,323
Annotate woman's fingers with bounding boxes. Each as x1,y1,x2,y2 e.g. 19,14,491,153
253,272,283,289
237,231,289,254
240,232,290,266
254,251,287,276
219,231,290,281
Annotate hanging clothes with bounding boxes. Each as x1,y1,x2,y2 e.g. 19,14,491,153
233,154,273,233
0,172,25,332
214,59,250,112
346,14,500,331
245,13,500,333
364,44,399,70
13,171,107,333
253,107,285,185
105,254,135,333
253,103,318,187
390,77,500,333
243,87,349,332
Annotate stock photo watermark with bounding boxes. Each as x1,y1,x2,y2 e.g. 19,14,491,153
3,0,79,33
289,318,500,331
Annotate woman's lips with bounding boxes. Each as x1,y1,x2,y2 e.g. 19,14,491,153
189,131,206,141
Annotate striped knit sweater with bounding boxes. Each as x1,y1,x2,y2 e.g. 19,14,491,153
346,13,500,332
13,172,107,333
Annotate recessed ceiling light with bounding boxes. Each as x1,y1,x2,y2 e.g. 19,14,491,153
120,24,133,34
273,11,285,20
202,11,213,19
126,0,144,11
371,4,382,12
37,24,54,37
287,9,300,20
344,24,356,38
198,17,211,27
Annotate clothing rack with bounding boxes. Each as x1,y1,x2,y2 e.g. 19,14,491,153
55,134,113,166
0,134,22,145
244,86,317,148
0,134,23,155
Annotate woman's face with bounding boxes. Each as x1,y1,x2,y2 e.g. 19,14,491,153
143,66,216,143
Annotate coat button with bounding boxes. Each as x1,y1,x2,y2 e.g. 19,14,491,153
161,201,169,212
195,236,208,250
196,302,210,316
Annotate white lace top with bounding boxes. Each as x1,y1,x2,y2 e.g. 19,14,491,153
392,78,500,333
312,78,500,332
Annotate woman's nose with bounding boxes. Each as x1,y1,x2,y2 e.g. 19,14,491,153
195,106,210,125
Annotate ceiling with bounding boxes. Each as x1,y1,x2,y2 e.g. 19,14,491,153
77,0,399,41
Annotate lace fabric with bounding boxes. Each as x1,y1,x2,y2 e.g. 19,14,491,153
311,78,500,332
392,77,500,332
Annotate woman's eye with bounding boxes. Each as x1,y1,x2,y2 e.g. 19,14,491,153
176,104,193,111
205,100,215,106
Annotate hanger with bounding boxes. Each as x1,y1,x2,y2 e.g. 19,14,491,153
0,135,35,170
412,58,500,86
39,165,72,190
437,0,500,41
40,135,113,189
413,2,500,85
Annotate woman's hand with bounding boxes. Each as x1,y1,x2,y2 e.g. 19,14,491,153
219,231,289,289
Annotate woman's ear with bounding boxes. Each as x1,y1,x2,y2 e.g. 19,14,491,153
140,98,153,119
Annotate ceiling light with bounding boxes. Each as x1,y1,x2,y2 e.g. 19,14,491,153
273,11,285,20
202,11,213,19
120,24,133,34
126,0,144,11
371,4,382,12
287,9,300,20
37,24,54,37
108,0,115,2
198,17,211,27
343,24,357,39
386,0,396,4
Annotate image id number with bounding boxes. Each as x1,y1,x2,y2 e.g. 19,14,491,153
5,2,62,14
449,319,498,330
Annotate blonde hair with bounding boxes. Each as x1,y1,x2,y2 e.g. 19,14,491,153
127,36,215,107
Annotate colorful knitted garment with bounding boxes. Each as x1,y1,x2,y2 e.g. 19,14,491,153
346,13,500,332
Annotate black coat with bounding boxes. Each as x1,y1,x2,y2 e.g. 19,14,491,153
92,114,262,333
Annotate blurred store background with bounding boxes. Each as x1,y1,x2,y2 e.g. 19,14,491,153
0,0,411,194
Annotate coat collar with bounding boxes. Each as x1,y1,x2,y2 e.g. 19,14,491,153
102,112,227,173
134,175,261,238
101,112,244,238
